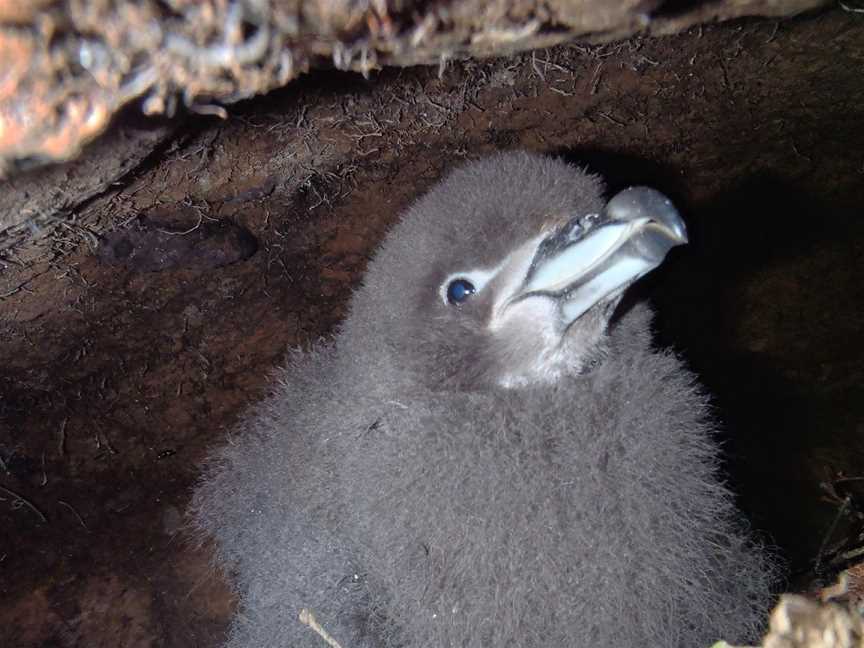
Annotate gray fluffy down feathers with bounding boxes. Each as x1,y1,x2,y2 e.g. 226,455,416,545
190,152,777,648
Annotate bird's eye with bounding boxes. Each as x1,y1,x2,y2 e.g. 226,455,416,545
446,278,476,305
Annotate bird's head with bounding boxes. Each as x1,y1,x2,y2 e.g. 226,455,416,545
342,152,687,390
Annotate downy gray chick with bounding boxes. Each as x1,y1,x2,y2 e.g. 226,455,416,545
191,152,776,648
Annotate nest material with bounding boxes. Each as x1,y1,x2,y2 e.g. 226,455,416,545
762,595,864,648
0,0,830,176
715,570,864,648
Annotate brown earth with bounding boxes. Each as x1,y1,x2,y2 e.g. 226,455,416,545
0,0,829,177
1,9,864,647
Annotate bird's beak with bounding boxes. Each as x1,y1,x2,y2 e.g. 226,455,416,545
518,187,688,323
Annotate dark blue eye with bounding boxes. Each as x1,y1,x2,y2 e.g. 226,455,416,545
446,278,476,305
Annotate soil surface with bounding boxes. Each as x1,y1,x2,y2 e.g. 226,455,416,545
2,9,863,647
0,0,829,175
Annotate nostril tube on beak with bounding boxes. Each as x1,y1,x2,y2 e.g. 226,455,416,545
561,218,584,243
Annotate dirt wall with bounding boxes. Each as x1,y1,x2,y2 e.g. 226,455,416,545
1,7,863,648
0,0,830,224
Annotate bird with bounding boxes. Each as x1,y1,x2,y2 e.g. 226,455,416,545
190,151,776,648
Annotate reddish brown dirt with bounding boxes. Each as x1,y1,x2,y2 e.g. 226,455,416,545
1,10,863,647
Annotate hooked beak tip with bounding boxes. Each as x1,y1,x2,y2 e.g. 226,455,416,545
605,186,688,244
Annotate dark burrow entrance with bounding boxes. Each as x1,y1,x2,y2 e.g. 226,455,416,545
1,10,863,647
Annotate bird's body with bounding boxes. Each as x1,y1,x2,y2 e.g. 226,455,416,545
192,152,775,648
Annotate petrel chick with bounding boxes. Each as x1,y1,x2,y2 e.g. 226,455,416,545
191,152,775,648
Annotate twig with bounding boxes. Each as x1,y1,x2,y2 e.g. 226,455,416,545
719,59,732,91
590,62,603,95
598,111,626,127
0,281,32,299
833,476,864,486
831,544,864,568
58,418,68,457
840,1,864,13
58,499,89,531
157,212,204,236
814,494,851,575
299,608,345,648
531,55,571,74
0,485,47,523
792,143,812,162
530,52,546,82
